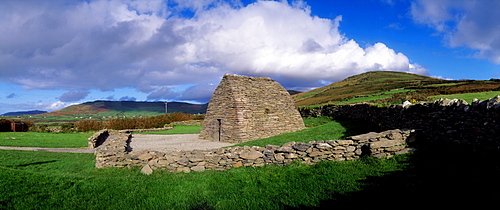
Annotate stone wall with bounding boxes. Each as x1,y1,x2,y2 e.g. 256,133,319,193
88,129,109,148
94,130,133,168
92,129,416,174
200,74,305,143
299,96,500,153
88,127,173,149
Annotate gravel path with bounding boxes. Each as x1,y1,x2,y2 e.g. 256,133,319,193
130,134,234,152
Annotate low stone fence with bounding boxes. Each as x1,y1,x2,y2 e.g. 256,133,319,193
92,128,416,174
94,130,133,168
88,129,110,148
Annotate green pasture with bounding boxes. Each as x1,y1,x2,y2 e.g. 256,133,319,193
334,89,417,105
0,117,498,208
0,125,203,148
0,132,92,148
431,91,500,103
232,117,375,147
140,125,202,135
0,149,417,209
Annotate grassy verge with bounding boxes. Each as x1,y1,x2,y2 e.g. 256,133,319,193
2,148,497,208
0,132,91,148
0,149,410,209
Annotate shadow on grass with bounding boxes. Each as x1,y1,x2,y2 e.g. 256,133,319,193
335,117,383,139
12,160,58,167
286,145,500,209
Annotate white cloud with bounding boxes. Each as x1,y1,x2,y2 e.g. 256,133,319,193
33,101,76,112
0,0,428,103
45,101,69,111
411,0,500,64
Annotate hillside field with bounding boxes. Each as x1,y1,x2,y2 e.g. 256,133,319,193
294,71,500,107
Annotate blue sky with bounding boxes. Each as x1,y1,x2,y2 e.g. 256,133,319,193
0,0,499,114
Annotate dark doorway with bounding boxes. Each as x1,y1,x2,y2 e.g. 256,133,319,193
217,119,222,142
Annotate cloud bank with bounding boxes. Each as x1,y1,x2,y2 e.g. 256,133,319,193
0,0,428,103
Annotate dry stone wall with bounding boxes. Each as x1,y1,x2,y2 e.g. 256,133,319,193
88,129,109,148
300,96,500,153
93,129,416,174
94,130,133,168
200,74,305,143
88,127,173,149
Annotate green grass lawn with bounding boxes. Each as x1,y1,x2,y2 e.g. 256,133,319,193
431,91,500,103
0,125,202,148
232,117,376,147
139,125,202,135
335,89,417,105
1,146,497,208
1,117,498,208
0,132,92,148
0,149,412,209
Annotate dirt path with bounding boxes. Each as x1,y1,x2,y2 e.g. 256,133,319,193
130,134,234,152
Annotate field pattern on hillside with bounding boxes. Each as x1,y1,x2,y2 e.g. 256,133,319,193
294,71,500,107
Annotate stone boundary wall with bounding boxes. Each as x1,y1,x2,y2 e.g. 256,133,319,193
299,96,500,153
92,129,416,174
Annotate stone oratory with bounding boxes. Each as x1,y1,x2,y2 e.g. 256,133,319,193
200,74,305,143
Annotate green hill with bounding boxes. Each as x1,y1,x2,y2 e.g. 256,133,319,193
293,71,500,107
294,71,443,106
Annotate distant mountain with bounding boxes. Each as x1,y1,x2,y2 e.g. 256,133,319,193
2,110,47,116
42,100,208,117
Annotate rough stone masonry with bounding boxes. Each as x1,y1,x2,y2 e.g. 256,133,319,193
92,128,416,174
199,74,305,143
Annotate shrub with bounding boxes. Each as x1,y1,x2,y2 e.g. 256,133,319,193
29,125,49,132
74,120,105,132
0,119,11,132
0,119,34,132
74,112,197,131
61,123,76,133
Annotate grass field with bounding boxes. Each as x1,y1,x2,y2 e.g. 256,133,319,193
0,132,92,148
140,125,202,135
431,91,500,103
0,125,202,148
0,119,407,209
0,118,498,208
232,117,375,147
0,149,416,209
